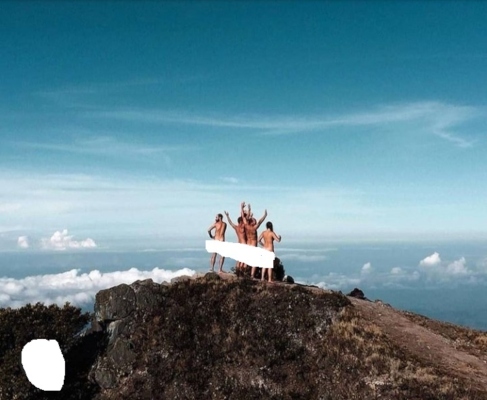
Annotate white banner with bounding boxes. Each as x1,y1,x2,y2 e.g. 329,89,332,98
205,240,275,269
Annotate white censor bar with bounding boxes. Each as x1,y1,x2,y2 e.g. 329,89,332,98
205,240,275,269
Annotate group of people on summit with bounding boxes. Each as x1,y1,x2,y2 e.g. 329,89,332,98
207,202,281,282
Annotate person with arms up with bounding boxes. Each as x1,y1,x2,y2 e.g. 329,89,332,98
258,221,281,283
207,213,227,273
241,203,267,279
224,208,247,273
242,203,267,246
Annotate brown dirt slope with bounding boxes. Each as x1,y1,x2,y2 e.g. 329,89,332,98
350,296,487,393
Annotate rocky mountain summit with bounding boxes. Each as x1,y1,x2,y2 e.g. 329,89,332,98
84,273,487,400
3,272,487,399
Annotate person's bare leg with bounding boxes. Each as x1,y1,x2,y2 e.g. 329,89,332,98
268,269,273,283
237,261,244,275
218,256,225,273
261,268,266,281
210,253,216,272
251,266,256,279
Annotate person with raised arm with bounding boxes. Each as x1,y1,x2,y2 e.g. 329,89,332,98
242,202,267,279
244,203,267,237
207,213,227,273
258,221,282,282
224,209,247,273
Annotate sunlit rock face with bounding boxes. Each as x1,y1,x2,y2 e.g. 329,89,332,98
88,274,349,398
90,278,170,389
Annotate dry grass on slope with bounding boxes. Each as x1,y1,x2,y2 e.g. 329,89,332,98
401,310,487,361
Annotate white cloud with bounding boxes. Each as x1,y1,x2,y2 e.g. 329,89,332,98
382,269,421,288
305,272,361,290
2,169,486,247
446,257,468,275
361,262,372,274
0,171,384,243
92,101,479,147
419,252,441,267
0,267,196,309
17,236,29,249
418,255,473,281
12,136,189,162
390,267,402,274
41,229,97,251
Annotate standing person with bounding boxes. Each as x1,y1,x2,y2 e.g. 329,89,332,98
241,203,267,279
242,203,267,246
207,213,227,273
258,221,282,282
224,210,247,272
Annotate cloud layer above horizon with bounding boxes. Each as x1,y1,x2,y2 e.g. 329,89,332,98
0,249,486,311
0,267,195,310
312,251,486,291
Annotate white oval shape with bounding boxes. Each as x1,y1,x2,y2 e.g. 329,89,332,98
205,240,275,268
21,339,65,391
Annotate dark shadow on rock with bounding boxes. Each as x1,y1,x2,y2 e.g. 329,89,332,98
62,331,108,399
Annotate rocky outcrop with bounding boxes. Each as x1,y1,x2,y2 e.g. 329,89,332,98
86,275,487,400
346,287,368,301
89,278,171,389
88,274,351,399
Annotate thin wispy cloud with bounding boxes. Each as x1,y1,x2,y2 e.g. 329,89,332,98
312,273,361,290
11,136,192,164
0,203,22,213
36,78,167,96
0,170,384,249
35,75,207,98
220,177,239,184
279,253,328,263
89,101,481,147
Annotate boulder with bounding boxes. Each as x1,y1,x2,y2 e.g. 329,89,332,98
347,287,367,300
95,284,136,322
90,279,168,389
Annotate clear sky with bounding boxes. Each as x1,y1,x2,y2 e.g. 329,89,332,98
1,1,487,252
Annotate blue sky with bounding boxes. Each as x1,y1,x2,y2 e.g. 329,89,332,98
1,1,487,252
